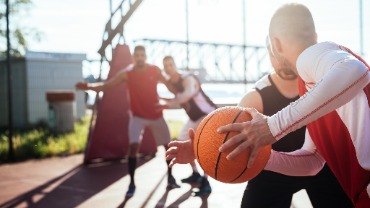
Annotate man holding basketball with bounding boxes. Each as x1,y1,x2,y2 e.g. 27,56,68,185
161,55,217,196
217,3,370,207
166,39,352,207
76,45,180,197
237,38,351,207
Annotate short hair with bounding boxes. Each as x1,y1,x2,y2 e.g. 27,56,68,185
163,55,174,62
269,3,316,44
134,45,146,53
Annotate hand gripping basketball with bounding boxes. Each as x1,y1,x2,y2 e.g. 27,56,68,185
194,106,272,183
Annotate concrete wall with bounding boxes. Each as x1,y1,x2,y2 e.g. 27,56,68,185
0,51,86,128
25,51,86,125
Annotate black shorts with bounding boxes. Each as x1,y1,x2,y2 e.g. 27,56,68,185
240,165,353,208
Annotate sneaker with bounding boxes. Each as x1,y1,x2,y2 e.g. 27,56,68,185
193,177,212,197
167,175,180,189
181,172,202,183
126,182,136,197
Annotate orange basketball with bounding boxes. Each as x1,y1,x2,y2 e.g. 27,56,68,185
194,106,272,184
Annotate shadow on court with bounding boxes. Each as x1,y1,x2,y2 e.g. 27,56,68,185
0,156,153,208
117,171,209,208
0,148,254,208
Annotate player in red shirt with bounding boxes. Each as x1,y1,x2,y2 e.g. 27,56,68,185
76,45,180,197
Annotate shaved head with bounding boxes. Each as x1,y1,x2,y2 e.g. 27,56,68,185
268,3,317,71
269,3,316,46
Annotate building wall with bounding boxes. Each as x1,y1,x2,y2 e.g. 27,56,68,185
0,51,86,129
25,52,86,125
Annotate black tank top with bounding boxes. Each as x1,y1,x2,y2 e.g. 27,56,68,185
171,73,217,121
256,75,306,152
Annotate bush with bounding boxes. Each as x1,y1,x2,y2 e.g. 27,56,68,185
0,116,185,163
0,116,90,163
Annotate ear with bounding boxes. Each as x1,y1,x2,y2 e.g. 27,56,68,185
271,37,283,54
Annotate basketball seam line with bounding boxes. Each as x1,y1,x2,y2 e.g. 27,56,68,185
229,155,249,183
196,112,217,174
214,110,244,180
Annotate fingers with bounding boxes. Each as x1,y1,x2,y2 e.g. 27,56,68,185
245,108,262,119
166,146,178,166
217,122,246,134
166,146,178,155
188,128,195,142
219,133,246,153
247,147,260,168
169,158,177,168
168,140,181,148
224,136,252,160
246,108,258,117
166,153,175,161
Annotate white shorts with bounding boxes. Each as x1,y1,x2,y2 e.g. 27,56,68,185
177,116,206,141
129,116,171,146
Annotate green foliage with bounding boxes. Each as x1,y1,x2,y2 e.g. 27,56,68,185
0,116,90,163
0,0,42,57
0,116,184,163
167,119,184,140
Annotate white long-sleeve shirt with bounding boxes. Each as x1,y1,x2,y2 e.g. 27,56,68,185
264,42,370,204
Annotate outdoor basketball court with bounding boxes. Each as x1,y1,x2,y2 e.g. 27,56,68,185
0,147,312,208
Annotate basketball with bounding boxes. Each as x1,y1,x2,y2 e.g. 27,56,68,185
194,106,272,184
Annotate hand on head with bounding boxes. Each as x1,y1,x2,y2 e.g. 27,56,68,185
217,108,276,168
166,128,196,168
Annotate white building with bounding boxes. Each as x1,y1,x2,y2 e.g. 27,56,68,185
0,51,86,128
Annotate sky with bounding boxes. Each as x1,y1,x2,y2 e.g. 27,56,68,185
22,0,370,77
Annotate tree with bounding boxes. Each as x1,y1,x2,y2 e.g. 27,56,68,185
0,0,42,57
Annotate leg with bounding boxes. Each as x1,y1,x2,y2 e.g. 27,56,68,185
177,119,204,183
181,161,203,183
126,116,145,197
241,171,302,208
193,172,212,197
148,117,179,189
127,143,140,184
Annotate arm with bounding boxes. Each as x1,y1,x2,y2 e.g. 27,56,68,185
238,89,263,113
158,68,177,94
76,70,127,92
167,76,198,106
239,85,325,176
268,55,370,140
217,50,369,166
240,89,325,176
264,129,325,176
166,88,263,167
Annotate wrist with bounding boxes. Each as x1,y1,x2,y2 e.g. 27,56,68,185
267,116,280,141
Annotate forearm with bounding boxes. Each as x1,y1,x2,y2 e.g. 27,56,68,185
169,76,198,106
264,148,325,176
87,82,105,92
268,59,369,140
170,91,195,106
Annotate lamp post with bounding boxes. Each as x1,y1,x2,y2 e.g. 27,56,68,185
185,0,189,70
242,0,247,90
6,0,14,161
